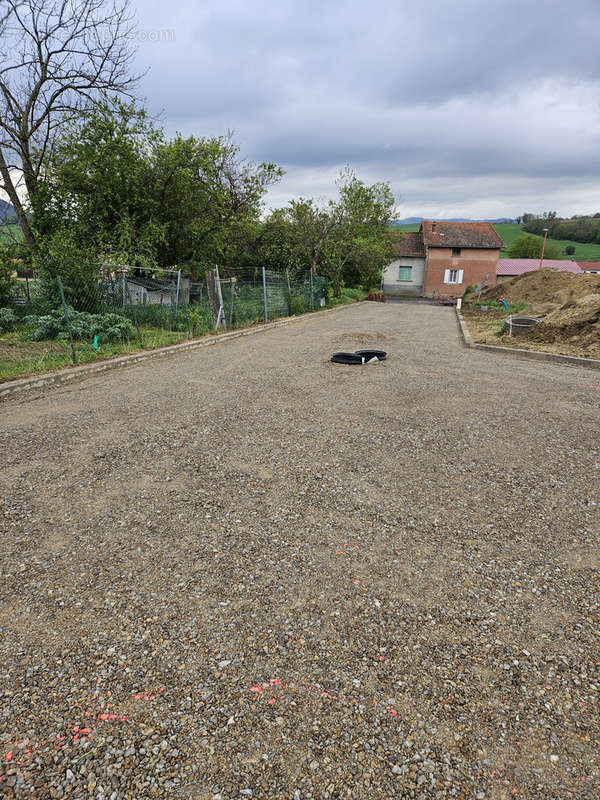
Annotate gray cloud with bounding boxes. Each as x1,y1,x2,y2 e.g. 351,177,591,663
133,0,600,217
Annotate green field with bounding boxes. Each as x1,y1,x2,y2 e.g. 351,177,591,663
393,221,600,261
0,222,23,244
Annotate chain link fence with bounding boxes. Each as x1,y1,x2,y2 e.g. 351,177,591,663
0,264,328,375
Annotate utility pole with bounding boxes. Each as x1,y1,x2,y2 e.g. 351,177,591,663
538,227,549,270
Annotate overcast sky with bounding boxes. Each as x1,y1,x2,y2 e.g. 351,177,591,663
127,0,600,217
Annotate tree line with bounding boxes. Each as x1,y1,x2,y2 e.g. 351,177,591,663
520,212,600,245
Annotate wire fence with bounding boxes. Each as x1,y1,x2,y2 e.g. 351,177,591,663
0,265,328,373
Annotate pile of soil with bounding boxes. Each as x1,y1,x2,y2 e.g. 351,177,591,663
480,269,600,306
542,293,600,326
471,270,600,359
527,318,600,357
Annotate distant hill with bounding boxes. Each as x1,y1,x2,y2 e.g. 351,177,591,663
0,199,16,219
393,217,515,225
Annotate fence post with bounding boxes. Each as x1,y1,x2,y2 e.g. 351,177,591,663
215,265,227,331
57,277,77,365
125,282,143,347
262,267,268,322
310,270,314,309
206,269,219,329
175,269,181,316
122,272,126,311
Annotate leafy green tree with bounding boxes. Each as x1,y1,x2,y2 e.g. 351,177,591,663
259,170,397,296
0,248,18,305
36,100,164,267
508,233,561,260
35,102,283,278
320,170,397,295
150,133,283,273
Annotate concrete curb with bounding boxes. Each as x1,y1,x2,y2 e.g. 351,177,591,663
1,301,367,401
456,308,600,372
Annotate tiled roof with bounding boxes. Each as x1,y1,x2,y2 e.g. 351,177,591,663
421,221,504,249
497,259,582,276
578,261,600,271
392,232,425,257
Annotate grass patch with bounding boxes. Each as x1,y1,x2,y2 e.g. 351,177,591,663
469,299,530,314
326,286,369,306
493,222,600,260
0,324,189,382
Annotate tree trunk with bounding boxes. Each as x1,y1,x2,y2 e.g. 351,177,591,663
0,148,38,256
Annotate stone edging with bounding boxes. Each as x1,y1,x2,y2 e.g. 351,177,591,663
456,308,600,371
1,301,368,400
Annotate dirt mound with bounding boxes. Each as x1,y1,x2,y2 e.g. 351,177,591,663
528,318,600,359
480,269,600,305
470,270,600,359
542,293,600,326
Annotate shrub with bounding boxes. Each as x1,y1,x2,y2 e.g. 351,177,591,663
0,307,17,333
0,251,19,306
24,308,134,342
565,244,576,255
286,290,309,315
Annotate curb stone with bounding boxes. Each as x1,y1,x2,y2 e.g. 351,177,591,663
0,301,369,401
456,307,600,372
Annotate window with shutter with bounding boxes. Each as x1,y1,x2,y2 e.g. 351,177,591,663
398,266,412,281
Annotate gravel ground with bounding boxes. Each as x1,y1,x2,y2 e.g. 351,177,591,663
1,301,599,800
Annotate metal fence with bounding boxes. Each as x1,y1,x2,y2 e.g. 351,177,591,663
1,265,328,367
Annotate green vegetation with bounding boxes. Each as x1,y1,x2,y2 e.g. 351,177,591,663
494,222,600,260
508,233,561,260
0,324,189,382
326,286,369,306
0,0,396,383
470,299,530,314
522,213,600,244
23,308,135,342
0,223,23,243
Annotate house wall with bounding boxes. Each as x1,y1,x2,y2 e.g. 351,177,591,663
382,257,425,296
423,247,499,297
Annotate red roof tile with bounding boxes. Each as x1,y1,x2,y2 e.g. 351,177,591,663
421,221,504,249
392,232,425,257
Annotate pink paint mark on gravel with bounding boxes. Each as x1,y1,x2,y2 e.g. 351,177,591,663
248,677,403,719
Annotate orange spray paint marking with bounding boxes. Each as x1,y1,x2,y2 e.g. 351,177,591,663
250,685,262,693
268,698,276,704
5,751,12,761
353,579,360,585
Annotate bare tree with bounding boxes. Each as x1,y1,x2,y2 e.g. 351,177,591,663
0,0,141,254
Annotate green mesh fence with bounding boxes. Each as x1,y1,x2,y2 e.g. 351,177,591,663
0,265,328,376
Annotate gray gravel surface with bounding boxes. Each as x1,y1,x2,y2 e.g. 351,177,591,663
1,302,599,800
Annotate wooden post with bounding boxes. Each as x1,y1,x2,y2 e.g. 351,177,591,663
206,269,219,329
